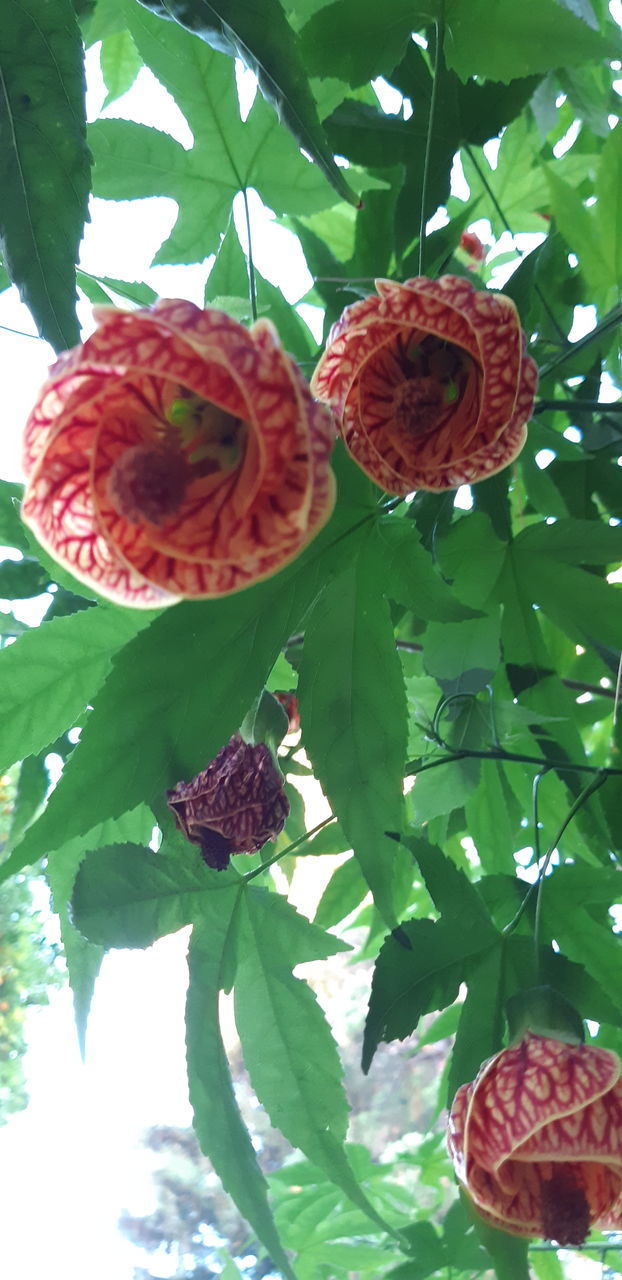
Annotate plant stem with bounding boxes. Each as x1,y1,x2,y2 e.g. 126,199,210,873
534,398,622,414
538,303,622,378
533,771,608,964
242,814,335,883
406,746,622,778
241,186,258,323
502,770,608,940
418,4,445,276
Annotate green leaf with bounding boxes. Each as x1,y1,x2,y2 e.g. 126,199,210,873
313,855,368,930
91,4,343,265
0,0,90,349
403,837,496,933
48,808,154,1052
71,843,238,948
465,763,521,874
540,867,622,1013
444,0,619,83
544,163,613,306
205,221,313,362
367,518,478,623
100,27,143,106
298,539,410,928
461,1192,530,1280
0,606,150,777
135,0,358,206
436,514,507,611
299,0,425,88
423,614,501,692
362,916,487,1072
17,475,373,866
0,558,51,599
447,942,505,1103
0,481,29,553
513,546,622,653
187,911,297,1280
516,518,622,564
235,884,392,1235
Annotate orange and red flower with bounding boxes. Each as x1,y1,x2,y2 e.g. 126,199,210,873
448,1031,622,1245
167,734,289,870
22,301,336,607
311,275,537,496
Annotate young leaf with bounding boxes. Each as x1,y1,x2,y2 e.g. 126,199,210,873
187,912,297,1280
136,0,358,206
298,541,410,928
0,0,90,349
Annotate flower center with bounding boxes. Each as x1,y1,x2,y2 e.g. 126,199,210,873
107,444,189,526
541,1167,591,1246
390,376,445,435
168,394,247,474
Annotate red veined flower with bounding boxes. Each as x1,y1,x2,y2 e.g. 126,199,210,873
448,1031,622,1245
22,301,336,607
311,275,537,496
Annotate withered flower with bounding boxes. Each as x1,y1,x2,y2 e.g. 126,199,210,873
167,734,289,870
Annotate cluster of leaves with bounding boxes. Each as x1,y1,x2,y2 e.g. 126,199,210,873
1,0,622,1277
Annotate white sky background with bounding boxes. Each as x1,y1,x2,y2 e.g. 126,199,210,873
0,27,619,1280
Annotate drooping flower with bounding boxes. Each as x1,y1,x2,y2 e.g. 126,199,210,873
448,1031,622,1245
21,301,337,607
166,734,289,871
311,275,538,496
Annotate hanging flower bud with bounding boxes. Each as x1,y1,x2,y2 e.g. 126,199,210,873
448,1031,622,1244
166,734,289,871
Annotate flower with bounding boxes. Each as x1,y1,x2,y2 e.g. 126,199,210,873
273,691,300,734
310,275,538,496
448,1031,622,1245
21,301,337,607
166,734,289,871
460,230,487,264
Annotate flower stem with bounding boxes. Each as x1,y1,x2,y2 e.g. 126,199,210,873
532,770,608,971
418,4,445,276
242,814,335,882
502,769,608,941
241,186,258,324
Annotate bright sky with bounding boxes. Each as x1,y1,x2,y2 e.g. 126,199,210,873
0,29,618,1280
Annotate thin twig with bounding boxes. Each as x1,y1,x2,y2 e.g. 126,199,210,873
418,2,445,275
242,814,335,883
406,746,622,778
534,398,622,415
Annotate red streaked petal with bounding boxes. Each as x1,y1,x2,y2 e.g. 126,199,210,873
464,1034,621,1175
